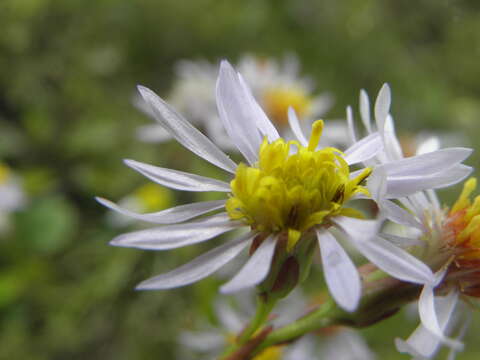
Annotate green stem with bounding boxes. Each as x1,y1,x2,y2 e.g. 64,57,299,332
220,295,277,359
238,295,277,343
252,297,344,355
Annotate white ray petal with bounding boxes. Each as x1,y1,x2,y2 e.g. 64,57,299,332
380,233,424,248
331,216,380,242
354,236,434,284
380,199,424,230
344,132,383,165
317,229,361,312
346,106,357,144
110,213,242,250
288,107,308,146
374,84,391,137
136,231,253,290
216,61,263,164
385,164,473,198
382,148,472,177
419,283,463,351
383,115,404,161
359,89,372,133
96,197,225,224
137,85,237,173
366,167,387,201
237,73,280,142
124,159,231,192
396,291,460,358
220,235,277,293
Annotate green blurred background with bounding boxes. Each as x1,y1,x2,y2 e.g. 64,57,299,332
1,0,480,359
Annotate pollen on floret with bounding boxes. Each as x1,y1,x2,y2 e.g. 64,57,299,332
262,87,311,126
443,178,480,297
226,120,371,251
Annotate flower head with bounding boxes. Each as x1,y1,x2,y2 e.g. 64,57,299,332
99,61,468,314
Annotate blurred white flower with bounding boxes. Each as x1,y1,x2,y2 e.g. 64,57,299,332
0,163,25,234
135,54,336,148
179,290,375,360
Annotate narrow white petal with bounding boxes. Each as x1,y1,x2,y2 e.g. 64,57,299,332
344,132,383,165
354,236,434,284
383,115,404,161
216,61,263,164
137,85,237,173
380,199,423,230
346,106,357,144
374,84,391,137
96,197,225,224
417,137,441,155
331,216,380,242
380,233,424,248
396,291,460,358
359,89,372,133
220,235,277,293
288,107,308,146
382,148,472,177
237,73,280,142
366,167,387,201
110,213,242,250
136,231,253,290
317,229,361,312
385,164,473,198
124,159,231,192
419,285,463,351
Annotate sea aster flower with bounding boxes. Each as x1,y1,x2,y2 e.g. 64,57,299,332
98,61,467,312
359,134,474,359
135,55,336,148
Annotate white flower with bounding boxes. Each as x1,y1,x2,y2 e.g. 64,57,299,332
358,132,474,359
99,61,464,313
135,54,336,148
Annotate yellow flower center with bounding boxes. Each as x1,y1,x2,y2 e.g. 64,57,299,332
443,178,480,297
226,120,371,250
0,164,11,185
134,183,173,212
447,178,480,259
262,87,311,126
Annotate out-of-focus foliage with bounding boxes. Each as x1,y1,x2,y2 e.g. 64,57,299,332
1,0,479,359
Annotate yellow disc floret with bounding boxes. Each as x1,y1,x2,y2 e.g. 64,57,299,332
226,120,371,250
262,87,311,126
447,178,480,260
444,178,480,297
